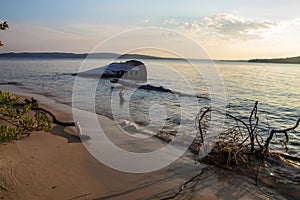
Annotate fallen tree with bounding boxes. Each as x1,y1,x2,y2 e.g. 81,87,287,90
23,97,75,126
0,91,75,143
0,91,52,143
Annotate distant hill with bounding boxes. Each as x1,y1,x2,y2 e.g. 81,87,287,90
0,52,88,59
0,52,182,60
249,56,300,64
3,52,298,64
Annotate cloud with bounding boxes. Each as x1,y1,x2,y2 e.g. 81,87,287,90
165,14,300,59
2,14,299,59
165,13,277,41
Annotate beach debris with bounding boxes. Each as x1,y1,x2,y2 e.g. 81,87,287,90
24,97,75,127
75,121,82,136
195,101,300,159
74,121,90,140
24,98,93,140
120,120,139,133
160,101,300,199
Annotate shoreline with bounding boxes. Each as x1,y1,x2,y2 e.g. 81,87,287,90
0,86,209,199
0,86,296,199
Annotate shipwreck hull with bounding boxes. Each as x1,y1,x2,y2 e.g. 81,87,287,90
77,60,147,82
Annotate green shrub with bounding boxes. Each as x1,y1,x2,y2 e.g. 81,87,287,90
0,91,52,143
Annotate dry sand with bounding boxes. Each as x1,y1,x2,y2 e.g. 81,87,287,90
0,86,292,200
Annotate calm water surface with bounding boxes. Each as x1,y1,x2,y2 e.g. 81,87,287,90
0,59,299,156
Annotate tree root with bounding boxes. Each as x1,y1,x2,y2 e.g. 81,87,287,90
31,107,75,126
17,97,75,127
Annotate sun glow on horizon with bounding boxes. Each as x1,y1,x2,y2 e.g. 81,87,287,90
1,1,300,60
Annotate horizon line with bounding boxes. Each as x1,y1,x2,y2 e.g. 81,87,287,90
0,51,299,62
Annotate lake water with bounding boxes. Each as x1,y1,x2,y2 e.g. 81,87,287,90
0,58,299,156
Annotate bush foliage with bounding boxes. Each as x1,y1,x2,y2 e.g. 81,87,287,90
0,91,52,143
0,21,9,46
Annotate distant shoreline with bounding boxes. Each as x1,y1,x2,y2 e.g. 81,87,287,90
0,52,299,64
0,52,184,61
248,56,300,64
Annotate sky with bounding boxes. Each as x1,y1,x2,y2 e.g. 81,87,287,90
1,0,300,59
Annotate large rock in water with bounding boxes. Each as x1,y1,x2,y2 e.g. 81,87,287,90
77,60,147,81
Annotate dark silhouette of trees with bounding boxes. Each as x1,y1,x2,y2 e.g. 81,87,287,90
0,21,9,46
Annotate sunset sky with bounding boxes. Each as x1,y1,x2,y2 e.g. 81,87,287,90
1,0,300,59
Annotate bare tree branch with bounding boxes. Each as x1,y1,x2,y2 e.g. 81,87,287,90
264,118,300,149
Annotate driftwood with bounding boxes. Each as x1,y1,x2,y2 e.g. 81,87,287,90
196,101,300,155
19,98,75,127
161,101,300,199
31,107,75,126
264,118,300,148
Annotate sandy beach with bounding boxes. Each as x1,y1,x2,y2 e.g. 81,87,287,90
0,86,297,200
1,1,300,198
0,86,207,199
